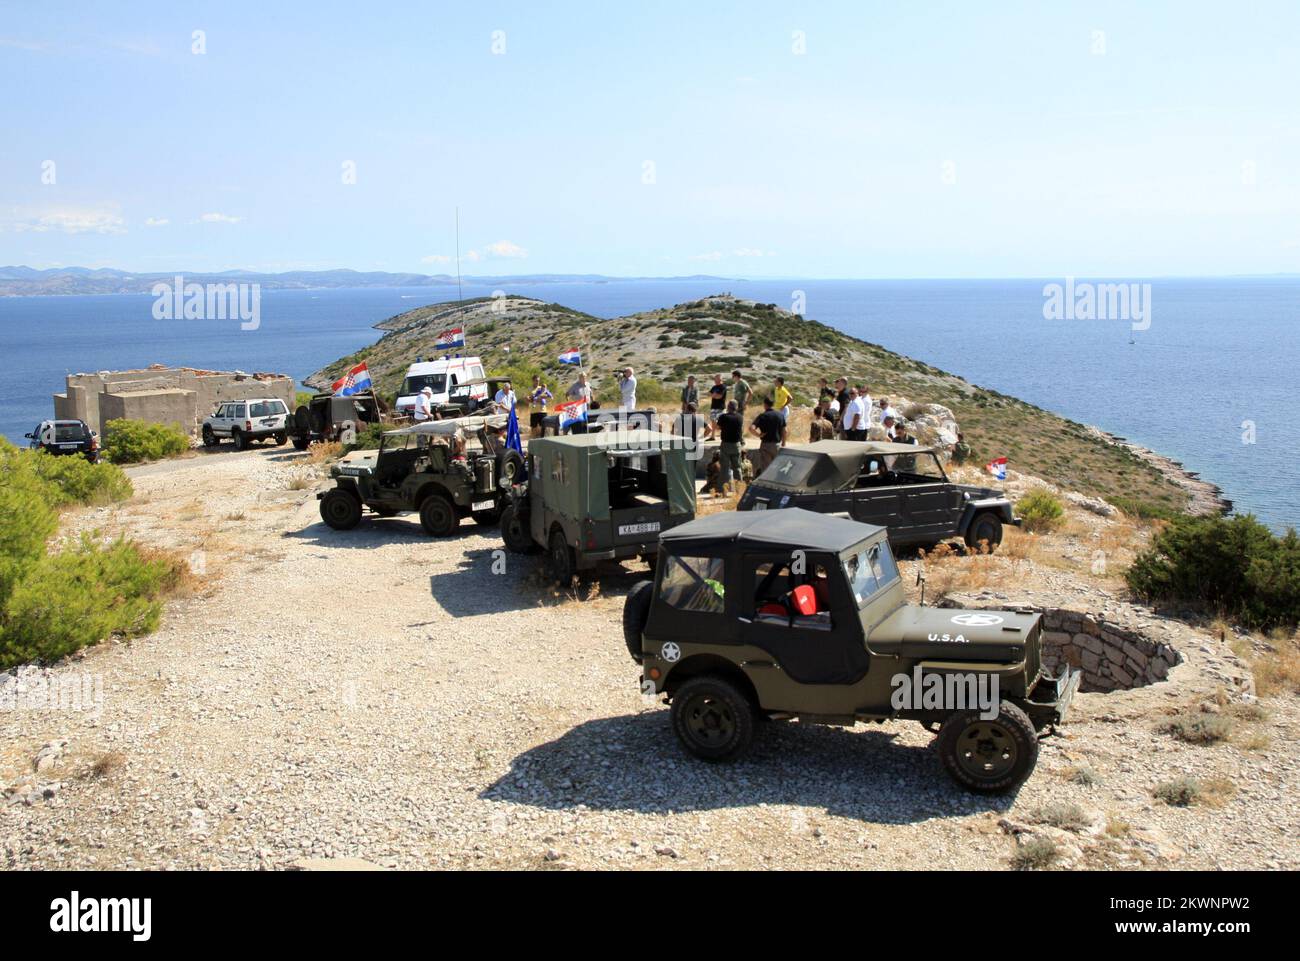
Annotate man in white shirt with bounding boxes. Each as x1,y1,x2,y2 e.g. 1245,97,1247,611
855,384,873,433
619,367,637,410
494,381,517,408
566,372,593,404
839,386,860,438
413,386,434,422
877,396,899,428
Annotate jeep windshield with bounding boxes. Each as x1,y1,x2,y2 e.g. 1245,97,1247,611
842,541,899,607
402,373,447,395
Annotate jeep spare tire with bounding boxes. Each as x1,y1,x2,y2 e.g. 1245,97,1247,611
496,448,525,487
500,503,536,554
320,489,362,530
623,580,653,663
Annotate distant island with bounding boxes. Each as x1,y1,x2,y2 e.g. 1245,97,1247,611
0,266,732,297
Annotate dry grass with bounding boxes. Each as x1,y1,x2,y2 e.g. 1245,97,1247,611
1160,711,1235,745
1011,837,1060,870
80,750,126,780
307,441,343,465
1153,775,1237,808
1250,633,1300,697
286,473,315,491
1030,802,1092,832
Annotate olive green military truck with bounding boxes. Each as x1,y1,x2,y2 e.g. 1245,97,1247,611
624,508,1079,793
499,429,697,584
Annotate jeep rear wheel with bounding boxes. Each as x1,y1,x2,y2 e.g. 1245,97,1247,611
623,580,653,663
547,529,577,586
500,504,536,553
419,495,458,537
936,700,1038,794
320,489,362,530
671,675,755,762
202,425,217,447
274,432,287,446
232,428,248,451
964,512,1003,552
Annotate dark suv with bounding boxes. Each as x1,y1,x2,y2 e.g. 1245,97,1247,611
738,440,1018,552
26,419,100,463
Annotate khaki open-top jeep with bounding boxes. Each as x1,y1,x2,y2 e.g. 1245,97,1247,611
624,508,1079,793
318,413,524,536
500,429,697,584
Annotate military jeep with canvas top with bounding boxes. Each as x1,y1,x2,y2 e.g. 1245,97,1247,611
500,429,696,584
624,509,1079,792
738,440,1018,552
318,412,523,536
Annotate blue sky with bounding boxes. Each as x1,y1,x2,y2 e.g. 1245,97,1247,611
2,0,1297,278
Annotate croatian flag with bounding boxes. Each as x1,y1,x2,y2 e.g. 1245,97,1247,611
332,362,373,397
556,398,587,430
435,326,466,350
985,456,1008,481
558,348,582,366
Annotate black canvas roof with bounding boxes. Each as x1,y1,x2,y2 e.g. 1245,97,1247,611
754,440,937,492
661,508,884,554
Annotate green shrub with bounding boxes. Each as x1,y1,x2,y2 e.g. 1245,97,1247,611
22,450,132,506
1011,837,1059,870
0,469,59,607
1017,488,1065,532
1161,712,1234,745
102,419,190,464
1125,515,1300,631
0,535,176,668
1153,777,1200,806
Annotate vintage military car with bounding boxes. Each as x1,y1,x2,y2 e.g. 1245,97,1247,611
318,413,523,536
286,389,384,450
624,509,1079,792
738,440,1018,552
499,429,696,583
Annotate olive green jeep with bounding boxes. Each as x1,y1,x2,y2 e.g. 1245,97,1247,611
318,413,524,536
500,429,697,584
624,508,1079,793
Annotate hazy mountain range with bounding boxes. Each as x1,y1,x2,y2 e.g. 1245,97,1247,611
0,266,731,297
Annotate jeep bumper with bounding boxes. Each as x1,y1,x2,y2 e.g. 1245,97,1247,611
1023,665,1082,726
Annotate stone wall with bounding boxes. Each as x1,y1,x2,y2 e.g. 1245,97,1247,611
52,365,294,436
1038,609,1182,692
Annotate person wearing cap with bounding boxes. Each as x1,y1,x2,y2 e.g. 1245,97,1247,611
414,386,434,422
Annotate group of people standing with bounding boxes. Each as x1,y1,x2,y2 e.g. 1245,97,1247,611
807,377,914,446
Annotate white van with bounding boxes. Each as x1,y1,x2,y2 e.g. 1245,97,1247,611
395,355,488,416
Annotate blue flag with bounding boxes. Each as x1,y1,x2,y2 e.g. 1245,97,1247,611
505,402,526,479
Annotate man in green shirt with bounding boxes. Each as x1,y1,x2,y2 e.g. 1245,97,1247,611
731,369,752,416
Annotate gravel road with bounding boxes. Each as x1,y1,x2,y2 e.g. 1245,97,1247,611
2,446,1295,870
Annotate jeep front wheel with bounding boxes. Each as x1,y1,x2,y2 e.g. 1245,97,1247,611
964,512,1003,552
231,428,248,451
547,529,577,586
202,425,218,448
419,495,458,537
671,675,755,763
936,700,1038,793
500,504,536,553
320,489,362,530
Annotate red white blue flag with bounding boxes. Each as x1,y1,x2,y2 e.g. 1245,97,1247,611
556,398,587,430
331,362,373,397
435,326,465,350
985,456,1008,481
558,348,582,366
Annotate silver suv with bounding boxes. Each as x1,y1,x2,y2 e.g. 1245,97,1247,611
201,398,290,450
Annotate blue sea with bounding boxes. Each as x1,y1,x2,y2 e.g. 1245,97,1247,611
0,278,1295,532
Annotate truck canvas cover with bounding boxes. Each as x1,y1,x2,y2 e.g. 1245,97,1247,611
530,429,695,521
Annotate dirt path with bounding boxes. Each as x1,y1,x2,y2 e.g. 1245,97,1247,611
2,447,1295,870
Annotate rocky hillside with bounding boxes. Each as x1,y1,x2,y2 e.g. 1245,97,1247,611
308,294,1196,517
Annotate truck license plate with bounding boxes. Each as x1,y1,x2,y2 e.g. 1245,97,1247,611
472,499,495,511
618,522,660,536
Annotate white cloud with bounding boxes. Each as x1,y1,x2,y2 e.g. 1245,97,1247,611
733,247,775,258
144,217,169,227
195,212,241,224
421,254,452,265
690,251,723,262
1,206,126,234
482,239,527,258
463,250,482,263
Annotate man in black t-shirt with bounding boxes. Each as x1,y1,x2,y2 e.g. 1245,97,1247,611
708,373,728,424
750,397,784,475
716,400,744,492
